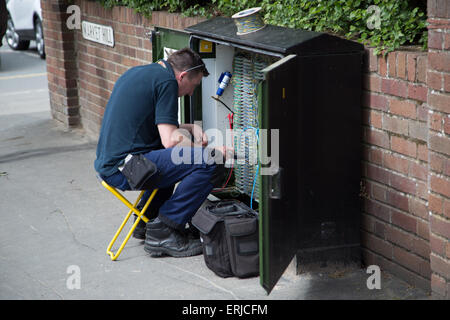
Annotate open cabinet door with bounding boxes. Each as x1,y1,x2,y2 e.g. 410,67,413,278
151,27,190,61
258,55,301,294
258,51,362,294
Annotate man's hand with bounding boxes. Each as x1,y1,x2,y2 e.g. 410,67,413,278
191,123,208,147
215,145,234,160
179,123,208,146
158,123,191,148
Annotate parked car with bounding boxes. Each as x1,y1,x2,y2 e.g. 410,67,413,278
1,0,7,46
5,0,45,59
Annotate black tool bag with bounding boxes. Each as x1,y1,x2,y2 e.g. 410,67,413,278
191,200,259,278
119,154,158,190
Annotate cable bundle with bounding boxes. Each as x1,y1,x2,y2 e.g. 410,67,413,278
232,7,266,35
232,52,269,202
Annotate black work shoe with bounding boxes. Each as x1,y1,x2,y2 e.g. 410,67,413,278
132,215,147,240
132,199,157,240
144,217,202,257
186,222,200,240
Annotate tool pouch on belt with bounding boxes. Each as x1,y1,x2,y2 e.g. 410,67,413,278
191,199,259,278
119,154,158,190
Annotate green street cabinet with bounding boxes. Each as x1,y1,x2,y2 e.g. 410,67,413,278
151,16,365,294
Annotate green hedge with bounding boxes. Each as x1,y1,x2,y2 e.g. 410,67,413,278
97,0,428,55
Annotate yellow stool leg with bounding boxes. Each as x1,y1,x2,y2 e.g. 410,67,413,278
105,186,159,261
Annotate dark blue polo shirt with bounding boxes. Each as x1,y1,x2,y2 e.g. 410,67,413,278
94,61,179,177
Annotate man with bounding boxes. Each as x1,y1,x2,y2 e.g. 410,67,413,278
95,48,222,257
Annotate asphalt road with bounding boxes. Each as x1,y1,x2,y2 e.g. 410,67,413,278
0,37,50,122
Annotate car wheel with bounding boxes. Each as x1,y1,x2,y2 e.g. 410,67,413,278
34,18,45,59
5,15,30,50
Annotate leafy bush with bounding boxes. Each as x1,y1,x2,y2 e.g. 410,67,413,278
261,0,427,55
96,0,428,55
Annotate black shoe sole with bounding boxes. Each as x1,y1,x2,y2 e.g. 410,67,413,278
143,244,203,258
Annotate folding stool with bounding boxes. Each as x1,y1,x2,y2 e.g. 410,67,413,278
98,176,158,260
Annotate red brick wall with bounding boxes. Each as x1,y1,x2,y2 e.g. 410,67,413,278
427,0,450,299
41,0,205,133
73,0,206,134
360,0,450,298
361,48,431,291
41,0,79,126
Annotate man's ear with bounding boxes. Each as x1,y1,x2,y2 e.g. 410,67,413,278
178,71,187,81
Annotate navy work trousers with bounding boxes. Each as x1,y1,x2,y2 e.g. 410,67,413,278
103,147,216,230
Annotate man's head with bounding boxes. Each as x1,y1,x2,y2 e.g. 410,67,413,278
167,48,209,97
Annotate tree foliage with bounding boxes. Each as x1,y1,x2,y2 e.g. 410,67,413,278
97,0,428,55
